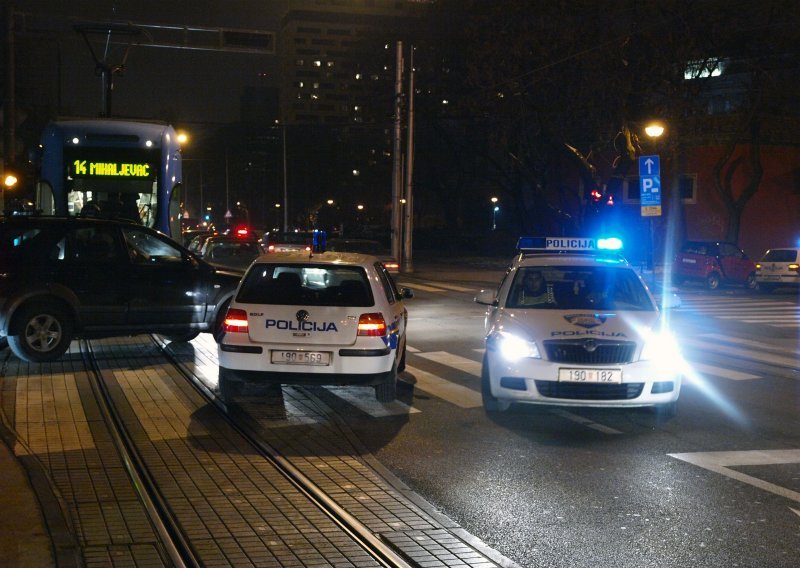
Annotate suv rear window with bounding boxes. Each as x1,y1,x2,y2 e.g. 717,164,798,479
237,264,374,307
762,249,797,263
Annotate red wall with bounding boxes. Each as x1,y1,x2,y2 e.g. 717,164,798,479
682,144,800,259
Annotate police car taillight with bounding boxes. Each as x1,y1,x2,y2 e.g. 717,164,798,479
383,261,400,271
223,308,249,333
267,244,275,253
357,313,387,336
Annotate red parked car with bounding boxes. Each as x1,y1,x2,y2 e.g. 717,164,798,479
672,240,757,290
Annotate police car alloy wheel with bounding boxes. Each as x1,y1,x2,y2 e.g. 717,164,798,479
476,237,683,415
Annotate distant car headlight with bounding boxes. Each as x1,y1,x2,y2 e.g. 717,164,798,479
488,331,541,361
639,329,681,367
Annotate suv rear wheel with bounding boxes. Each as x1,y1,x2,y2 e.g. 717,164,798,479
706,272,721,290
8,303,74,363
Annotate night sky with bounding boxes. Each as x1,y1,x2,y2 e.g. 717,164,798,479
13,1,285,124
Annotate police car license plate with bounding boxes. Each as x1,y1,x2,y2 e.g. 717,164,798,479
271,351,331,366
558,368,622,383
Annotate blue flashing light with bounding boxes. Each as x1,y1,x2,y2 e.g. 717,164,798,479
598,237,623,251
312,229,327,252
517,236,625,253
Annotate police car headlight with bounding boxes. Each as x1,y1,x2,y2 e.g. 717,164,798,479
489,331,541,361
639,329,681,366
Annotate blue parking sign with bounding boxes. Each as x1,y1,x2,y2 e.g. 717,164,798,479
638,155,662,216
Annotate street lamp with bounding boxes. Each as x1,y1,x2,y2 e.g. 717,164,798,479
644,122,665,139
490,197,499,230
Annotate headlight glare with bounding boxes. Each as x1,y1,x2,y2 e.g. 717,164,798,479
494,331,541,361
640,329,681,365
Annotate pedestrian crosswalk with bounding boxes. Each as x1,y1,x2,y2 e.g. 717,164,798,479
675,294,800,328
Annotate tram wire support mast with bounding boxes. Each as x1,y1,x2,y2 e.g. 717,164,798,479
73,22,144,117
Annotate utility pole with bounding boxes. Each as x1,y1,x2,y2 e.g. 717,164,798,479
391,41,404,265
3,4,16,212
402,45,415,273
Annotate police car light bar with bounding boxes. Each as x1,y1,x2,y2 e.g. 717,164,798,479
516,236,623,252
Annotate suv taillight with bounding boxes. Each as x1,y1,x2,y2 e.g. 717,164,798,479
223,308,249,333
357,313,387,336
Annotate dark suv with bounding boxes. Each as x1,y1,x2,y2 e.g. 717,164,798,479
0,216,242,363
672,240,757,290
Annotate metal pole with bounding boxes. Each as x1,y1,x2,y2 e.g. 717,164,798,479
402,45,415,273
3,4,16,213
282,124,288,231
391,41,404,264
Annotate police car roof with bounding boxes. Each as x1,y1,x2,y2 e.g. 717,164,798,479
515,236,628,265
516,252,630,268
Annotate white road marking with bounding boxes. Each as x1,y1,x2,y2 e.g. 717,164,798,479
698,334,800,355
404,365,483,408
681,338,799,368
415,351,482,377
668,449,800,503
407,282,453,292
422,282,477,292
406,345,421,353
326,386,420,416
688,362,761,381
718,316,799,321
549,409,623,434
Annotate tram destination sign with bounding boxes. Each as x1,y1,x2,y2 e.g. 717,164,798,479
70,159,153,179
65,147,157,180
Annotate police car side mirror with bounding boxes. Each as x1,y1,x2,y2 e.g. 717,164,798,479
400,287,414,299
474,289,497,306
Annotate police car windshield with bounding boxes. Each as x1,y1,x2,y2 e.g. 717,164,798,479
237,264,374,307
507,266,655,311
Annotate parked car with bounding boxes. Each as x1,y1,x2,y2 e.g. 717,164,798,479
186,231,218,254
755,247,800,292
672,240,757,290
181,228,214,248
325,238,399,272
260,231,315,253
217,251,413,402
198,234,264,273
0,216,241,363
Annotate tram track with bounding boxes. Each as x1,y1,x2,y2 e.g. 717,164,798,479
83,335,413,567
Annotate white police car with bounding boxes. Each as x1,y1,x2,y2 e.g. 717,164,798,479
475,237,682,416
217,251,412,402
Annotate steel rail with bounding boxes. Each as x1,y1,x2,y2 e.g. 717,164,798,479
152,334,414,568
80,339,197,567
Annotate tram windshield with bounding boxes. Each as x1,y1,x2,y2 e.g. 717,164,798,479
62,146,159,227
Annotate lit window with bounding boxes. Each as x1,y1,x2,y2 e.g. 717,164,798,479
684,58,725,80
355,73,362,80
314,60,322,67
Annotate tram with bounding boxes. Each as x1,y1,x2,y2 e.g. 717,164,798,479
36,118,183,237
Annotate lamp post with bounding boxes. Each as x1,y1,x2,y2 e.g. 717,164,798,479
490,197,499,230
643,121,665,274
